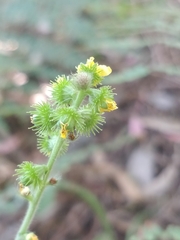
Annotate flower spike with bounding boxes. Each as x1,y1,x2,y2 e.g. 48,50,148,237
15,56,117,240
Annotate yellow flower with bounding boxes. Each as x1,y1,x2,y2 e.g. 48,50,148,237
85,57,112,76
97,65,112,77
99,99,118,113
26,232,39,240
76,57,112,86
60,123,68,139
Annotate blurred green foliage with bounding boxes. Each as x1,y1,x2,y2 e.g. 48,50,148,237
1,0,96,79
128,224,180,240
1,0,180,88
0,2,159,105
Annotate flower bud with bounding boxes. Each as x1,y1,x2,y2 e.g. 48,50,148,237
19,183,31,197
26,232,39,240
73,72,92,90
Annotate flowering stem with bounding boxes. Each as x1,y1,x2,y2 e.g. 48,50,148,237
15,137,65,240
14,57,118,239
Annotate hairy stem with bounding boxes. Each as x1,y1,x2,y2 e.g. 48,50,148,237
15,137,65,240
73,90,86,109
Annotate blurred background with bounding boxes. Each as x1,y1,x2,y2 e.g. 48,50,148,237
1,0,180,239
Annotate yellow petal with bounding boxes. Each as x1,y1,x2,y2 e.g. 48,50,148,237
77,65,82,73
107,100,118,111
100,99,118,113
86,57,95,67
60,123,68,139
97,65,112,77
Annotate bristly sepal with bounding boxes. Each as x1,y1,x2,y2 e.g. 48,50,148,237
15,161,48,187
50,75,76,106
29,102,54,136
78,106,105,136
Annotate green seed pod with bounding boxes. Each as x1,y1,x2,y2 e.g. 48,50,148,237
73,72,92,90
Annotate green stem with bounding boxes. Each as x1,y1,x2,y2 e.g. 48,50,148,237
73,90,86,109
15,137,65,240
15,89,86,240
